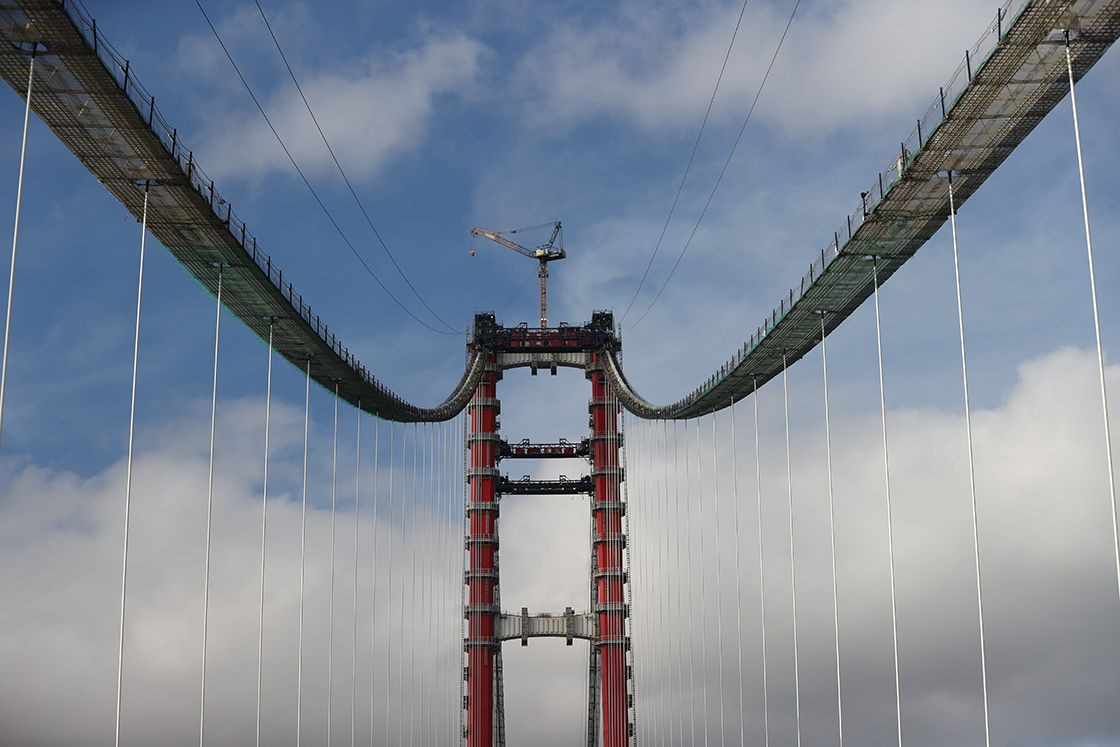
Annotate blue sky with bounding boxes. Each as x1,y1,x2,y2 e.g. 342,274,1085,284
1,0,1119,745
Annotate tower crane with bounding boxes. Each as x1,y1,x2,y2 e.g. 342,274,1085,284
470,221,565,328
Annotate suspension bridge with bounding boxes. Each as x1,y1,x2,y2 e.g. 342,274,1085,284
0,0,1118,745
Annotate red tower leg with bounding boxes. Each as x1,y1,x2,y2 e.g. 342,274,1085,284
466,360,501,747
589,355,630,746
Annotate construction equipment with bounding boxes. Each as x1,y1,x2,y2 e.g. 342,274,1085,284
471,222,565,328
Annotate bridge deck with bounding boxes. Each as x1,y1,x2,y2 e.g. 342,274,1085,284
0,0,479,421
1,1,1118,421
609,0,1120,418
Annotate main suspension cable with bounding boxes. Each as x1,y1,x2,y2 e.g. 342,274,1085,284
620,0,754,323
192,1,457,336
631,0,803,329
253,0,460,335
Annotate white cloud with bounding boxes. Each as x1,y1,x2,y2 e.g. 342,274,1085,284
0,398,465,746
196,30,487,181
516,0,999,135
2,347,1118,744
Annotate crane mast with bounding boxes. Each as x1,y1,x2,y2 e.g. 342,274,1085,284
470,222,565,328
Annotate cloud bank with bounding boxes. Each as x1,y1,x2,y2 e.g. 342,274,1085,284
2,347,1118,745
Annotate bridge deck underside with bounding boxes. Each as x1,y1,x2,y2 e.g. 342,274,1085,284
0,0,479,421
610,0,1120,419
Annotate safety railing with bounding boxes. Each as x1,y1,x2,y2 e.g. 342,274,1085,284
680,0,1030,409
58,0,408,409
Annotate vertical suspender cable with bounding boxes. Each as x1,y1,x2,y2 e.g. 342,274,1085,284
640,420,649,746
653,420,665,746
432,422,439,744
297,360,311,746
731,399,746,747
443,420,451,743
431,424,439,743
451,418,456,746
425,423,434,745
199,265,224,747
712,414,726,747
352,405,362,747
328,384,340,747
753,380,770,747
384,424,396,747
442,423,449,744
431,423,438,745
782,356,802,747
0,51,34,447
872,260,903,747
1065,37,1120,601
416,425,424,746
254,321,275,747
662,422,674,743
820,316,845,747
409,422,418,747
115,182,148,747
673,420,686,747
652,434,659,744
398,425,406,747
458,412,468,747
369,417,380,747
658,419,671,747
947,179,992,746
453,417,461,746
683,419,697,746
696,417,710,747
432,421,441,743
424,423,434,744
399,425,409,747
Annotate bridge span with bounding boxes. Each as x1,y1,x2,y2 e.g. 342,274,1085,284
1,0,1117,421
0,1,1118,746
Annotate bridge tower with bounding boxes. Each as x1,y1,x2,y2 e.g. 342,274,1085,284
462,313,633,746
